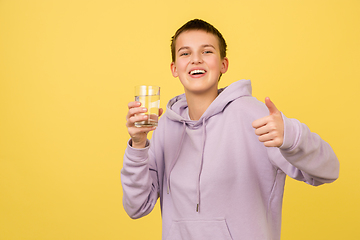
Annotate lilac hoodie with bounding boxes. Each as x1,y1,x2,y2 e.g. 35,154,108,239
121,80,339,240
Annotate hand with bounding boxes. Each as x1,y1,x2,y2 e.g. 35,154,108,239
126,101,163,148
252,97,284,147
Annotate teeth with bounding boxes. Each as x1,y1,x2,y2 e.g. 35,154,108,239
190,69,206,75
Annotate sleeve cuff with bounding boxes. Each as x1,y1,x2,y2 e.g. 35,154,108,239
279,113,300,150
128,139,150,148
125,139,151,163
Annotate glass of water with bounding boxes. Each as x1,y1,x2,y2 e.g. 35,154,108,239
134,85,160,127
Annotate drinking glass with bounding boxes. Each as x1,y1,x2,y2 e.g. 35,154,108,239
134,85,160,127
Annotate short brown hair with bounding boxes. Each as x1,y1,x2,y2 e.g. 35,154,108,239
171,19,227,62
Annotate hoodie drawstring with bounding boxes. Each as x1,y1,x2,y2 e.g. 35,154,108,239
167,121,187,194
196,118,207,212
166,119,207,213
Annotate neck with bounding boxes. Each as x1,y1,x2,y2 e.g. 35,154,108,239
185,88,219,121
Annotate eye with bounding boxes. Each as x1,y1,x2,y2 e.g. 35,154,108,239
180,52,189,56
203,50,213,54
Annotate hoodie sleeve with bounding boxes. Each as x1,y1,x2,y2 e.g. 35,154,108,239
268,114,340,186
121,137,161,219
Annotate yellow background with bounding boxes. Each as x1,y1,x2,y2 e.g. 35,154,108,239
0,0,359,239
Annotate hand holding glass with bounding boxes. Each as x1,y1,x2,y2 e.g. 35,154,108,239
134,85,160,127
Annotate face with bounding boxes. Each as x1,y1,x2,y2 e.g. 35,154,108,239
170,30,229,95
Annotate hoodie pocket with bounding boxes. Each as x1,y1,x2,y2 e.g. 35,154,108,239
165,218,233,240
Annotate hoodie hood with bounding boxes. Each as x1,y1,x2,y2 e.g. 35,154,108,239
163,80,252,212
165,80,252,126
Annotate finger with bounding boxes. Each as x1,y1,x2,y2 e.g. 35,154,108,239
258,132,274,143
265,97,279,115
254,125,270,136
257,131,283,147
127,114,148,127
252,116,269,129
126,107,148,121
263,140,277,148
128,101,141,109
263,139,283,148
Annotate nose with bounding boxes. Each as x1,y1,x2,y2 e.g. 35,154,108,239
191,52,203,64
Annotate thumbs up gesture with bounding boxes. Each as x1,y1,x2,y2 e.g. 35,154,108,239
252,97,284,147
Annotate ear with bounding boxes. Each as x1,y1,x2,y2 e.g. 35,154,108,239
170,62,178,77
220,57,229,74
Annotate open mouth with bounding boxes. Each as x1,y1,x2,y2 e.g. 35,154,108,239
189,69,206,75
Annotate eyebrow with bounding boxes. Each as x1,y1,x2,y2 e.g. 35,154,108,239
177,44,216,52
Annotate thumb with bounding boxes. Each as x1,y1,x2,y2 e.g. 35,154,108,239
159,108,164,117
265,97,279,115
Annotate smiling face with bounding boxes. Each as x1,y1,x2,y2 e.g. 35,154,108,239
170,30,229,96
